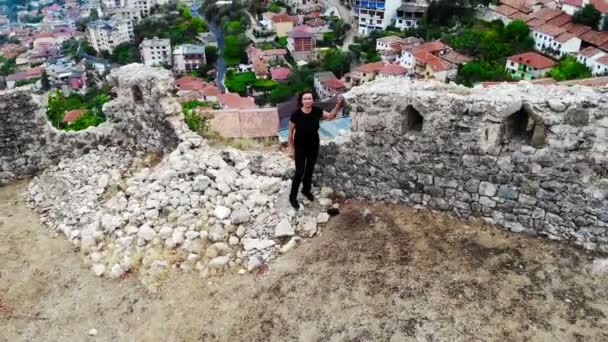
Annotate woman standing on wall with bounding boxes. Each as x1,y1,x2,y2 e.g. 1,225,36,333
288,91,345,210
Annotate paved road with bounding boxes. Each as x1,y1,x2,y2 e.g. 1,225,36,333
324,0,357,51
192,5,227,92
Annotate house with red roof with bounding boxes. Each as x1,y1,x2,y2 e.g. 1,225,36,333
270,67,292,81
532,23,582,57
577,46,608,74
377,63,408,79
313,71,346,99
174,76,221,102
217,93,257,110
506,51,556,80
397,40,450,70
287,26,316,62
271,13,296,37
63,109,88,124
348,61,387,86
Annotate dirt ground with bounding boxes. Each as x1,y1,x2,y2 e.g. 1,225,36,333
2,180,608,342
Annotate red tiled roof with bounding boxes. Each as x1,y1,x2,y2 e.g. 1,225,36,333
253,60,268,76
509,12,532,21
535,23,567,37
555,31,577,43
529,7,563,22
564,22,592,36
379,63,408,76
499,0,535,13
426,54,454,72
305,18,326,27
527,18,545,28
546,13,572,27
508,52,556,69
270,67,291,80
596,54,608,65
580,30,608,46
217,93,257,110
323,78,346,89
495,4,521,16
417,40,449,53
601,42,608,51
578,46,604,58
440,51,474,65
174,76,220,96
271,13,296,23
26,66,44,78
591,0,608,13
355,61,386,73
562,0,583,6
262,48,287,56
63,109,87,123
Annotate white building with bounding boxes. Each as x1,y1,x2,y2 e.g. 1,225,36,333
577,46,608,75
532,24,581,58
593,55,608,75
505,51,556,80
87,19,133,53
140,37,172,67
394,0,427,30
173,44,206,72
351,0,402,35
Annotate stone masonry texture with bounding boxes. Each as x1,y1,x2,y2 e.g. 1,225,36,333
317,78,608,252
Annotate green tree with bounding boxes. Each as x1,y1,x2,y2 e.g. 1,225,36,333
456,60,513,87
322,49,352,78
0,57,16,76
46,90,67,128
224,71,256,94
269,84,294,104
205,45,218,66
223,34,248,66
573,4,602,29
226,20,243,34
110,43,140,65
549,56,591,81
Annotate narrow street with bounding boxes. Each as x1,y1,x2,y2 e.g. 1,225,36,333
192,5,227,92
324,0,357,51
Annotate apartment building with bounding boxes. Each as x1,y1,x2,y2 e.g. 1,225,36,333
394,0,427,30
350,0,402,35
140,37,172,67
173,44,206,72
87,19,133,53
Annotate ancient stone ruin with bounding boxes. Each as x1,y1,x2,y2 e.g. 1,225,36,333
318,78,608,252
2,64,608,291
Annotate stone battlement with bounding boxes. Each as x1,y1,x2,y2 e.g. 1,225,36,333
318,78,608,252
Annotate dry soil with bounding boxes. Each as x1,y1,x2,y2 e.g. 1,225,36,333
1,180,608,342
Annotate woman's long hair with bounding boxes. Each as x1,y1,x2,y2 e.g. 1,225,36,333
297,90,315,108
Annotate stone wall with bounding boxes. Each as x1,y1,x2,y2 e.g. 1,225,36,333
318,79,608,252
0,64,185,185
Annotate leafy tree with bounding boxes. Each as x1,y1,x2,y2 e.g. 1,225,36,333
110,42,140,65
456,60,513,87
224,71,256,94
0,57,16,76
226,20,243,34
223,34,248,66
572,4,602,29
46,90,67,128
205,45,218,66
549,56,591,81
269,84,293,103
322,49,352,78
0,34,20,45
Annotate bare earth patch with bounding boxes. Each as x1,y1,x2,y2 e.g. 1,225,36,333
1,181,607,341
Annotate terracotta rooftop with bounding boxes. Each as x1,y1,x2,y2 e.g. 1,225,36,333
509,11,532,21
563,22,592,36
596,54,608,65
527,18,545,28
305,18,326,27
262,49,287,56
440,51,473,65
535,23,567,37
508,51,556,69
591,0,608,13
580,30,608,46
253,60,268,76
416,40,449,53
499,0,535,13
562,0,583,6
578,46,605,58
377,35,403,44
270,67,291,80
217,93,257,110
271,13,296,23
529,7,563,22
63,109,87,123
426,54,454,72
378,63,408,76
355,61,386,73
323,78,346,89
546,13,572,27
555,31,577,43
495,4,521,16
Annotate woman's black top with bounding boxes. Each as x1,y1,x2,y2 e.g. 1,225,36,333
290,106,323,146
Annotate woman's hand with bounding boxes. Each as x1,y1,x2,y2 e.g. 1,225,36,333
288,147,295,160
